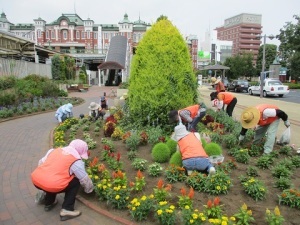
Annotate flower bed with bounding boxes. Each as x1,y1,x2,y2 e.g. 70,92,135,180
53,109,300,225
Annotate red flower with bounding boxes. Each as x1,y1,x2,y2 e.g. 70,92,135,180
213,197,220,206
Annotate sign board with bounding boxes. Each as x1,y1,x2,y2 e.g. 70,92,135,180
279,67,287,75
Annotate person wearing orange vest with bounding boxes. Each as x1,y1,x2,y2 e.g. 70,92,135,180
210,91,237,117
211,77,226,92
31,139,94,221
239,104,290,154
169,102,207,132
174,123,215,175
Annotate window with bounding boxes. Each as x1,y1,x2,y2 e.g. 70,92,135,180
63,30,68,40
46,31,49,39
94,32,97,39
81,31,85,39
87,31,90,39
51,30,54,39
37,30,41,38
76,31,80,39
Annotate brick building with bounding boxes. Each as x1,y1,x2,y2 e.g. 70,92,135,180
215,13,262,61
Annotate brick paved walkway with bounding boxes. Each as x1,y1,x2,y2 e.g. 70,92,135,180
0,85,128,225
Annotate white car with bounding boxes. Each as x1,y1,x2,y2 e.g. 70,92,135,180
248,78,290,97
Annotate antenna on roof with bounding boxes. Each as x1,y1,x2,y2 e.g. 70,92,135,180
74,0,76,14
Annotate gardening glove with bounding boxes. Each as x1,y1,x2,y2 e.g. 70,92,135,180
238,135,245,142
284,120,290,128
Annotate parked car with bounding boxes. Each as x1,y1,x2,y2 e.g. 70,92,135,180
227,80,249,92
248,78,289,97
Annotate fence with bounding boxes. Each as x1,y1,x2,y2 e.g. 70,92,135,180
0,58,52,78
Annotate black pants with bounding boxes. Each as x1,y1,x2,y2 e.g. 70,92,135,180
36,177,80,211
226,97,237,117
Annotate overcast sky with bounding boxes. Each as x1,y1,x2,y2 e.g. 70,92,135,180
1,0,299,46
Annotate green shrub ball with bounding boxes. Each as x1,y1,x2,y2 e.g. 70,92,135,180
151,143,171,163
201,138,207,148
169,151,182,167
204,142,222,156
166,138,177,156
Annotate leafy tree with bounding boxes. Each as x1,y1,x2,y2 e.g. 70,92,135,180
156,15,168,22
223,53,256,80
256,44,277,72
277,15,300,80
79,65,88,84
51,54,61,80
128,19,197,127
64,56,76,80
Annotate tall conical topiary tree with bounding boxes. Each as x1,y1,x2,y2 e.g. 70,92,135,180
128,19,198,127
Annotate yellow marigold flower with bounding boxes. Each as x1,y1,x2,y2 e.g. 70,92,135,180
88,175,92,178
131,198,137,204
159,201,167,206
189,219,194,224
108,183,112,187
266,209,271,215
185,205,190,209
274,206,281,216
230,216,236,221
141,196,147,201
167,209,173,214
125,197,129,200
216,186,221,190
192,213,198,219
132,207,136,211
122,185,126,189
157,209,163,215
103,185,107,189
149,194,154,199
221,221,227,225
222,216,228,221
170,205,175,210
113,187,118,191
115,195,120,200
201,217,206,221
242,203,247,211
97,183,102,188
247,210,252,216
135,202,140,206
94,175,99,180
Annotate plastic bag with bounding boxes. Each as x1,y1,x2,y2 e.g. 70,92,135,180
278,127,291,145
35,190,46,204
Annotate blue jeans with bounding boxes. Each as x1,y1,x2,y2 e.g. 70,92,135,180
182,157,213,173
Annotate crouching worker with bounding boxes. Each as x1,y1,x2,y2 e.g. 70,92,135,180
55,103,73,123
31,139,94,221
169,103,206,132
174,123,216,175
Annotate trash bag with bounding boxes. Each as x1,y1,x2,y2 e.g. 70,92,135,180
278,127,291,145
35,190,46,204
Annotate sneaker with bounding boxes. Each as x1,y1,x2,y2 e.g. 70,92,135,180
208,167,216,175
44,199,58,212
60,209,81,221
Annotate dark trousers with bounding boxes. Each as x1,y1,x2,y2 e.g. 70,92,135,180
226,97,237,117
37,177,80,211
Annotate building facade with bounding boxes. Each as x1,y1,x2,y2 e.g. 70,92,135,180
215,13,262,61
1,12,199,71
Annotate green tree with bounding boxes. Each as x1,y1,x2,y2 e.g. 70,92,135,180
256,44,277,72
277,15,300,80
64,56,76,80
128,19,197,127
156,15,168,22
51,54,61,80
224,53,256,80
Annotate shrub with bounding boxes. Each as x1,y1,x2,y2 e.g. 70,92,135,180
147,162,163,177
201,137,207,147
165,138,177,156
151,143,171,163
169,151,182,167
204,142,222,156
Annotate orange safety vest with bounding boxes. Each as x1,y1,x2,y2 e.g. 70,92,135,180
217,92,235,105
256,104,279,126
179,105,200,122
31,148,79,192
178,133,208,160
216,82,225,92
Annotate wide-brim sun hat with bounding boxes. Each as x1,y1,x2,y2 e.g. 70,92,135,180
69,139,89,159
211,77,217,84
88,102,100,110
174,124,190,141
64,103,73,112
240,107,260,129
120,93,128,100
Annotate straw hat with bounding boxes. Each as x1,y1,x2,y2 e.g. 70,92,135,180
211,77,220,84
88,102,100,110
120,93,128,100
174,124,190,141
240,107,260,129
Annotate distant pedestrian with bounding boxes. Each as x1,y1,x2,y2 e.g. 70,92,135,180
31,139,94,221
238,104,290,154
210,91,237,117
211,77,225,92
55,103,73,123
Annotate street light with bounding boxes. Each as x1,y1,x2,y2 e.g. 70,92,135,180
257,34,274,98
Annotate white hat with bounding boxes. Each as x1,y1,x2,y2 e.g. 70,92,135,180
174,124,190,141
88,102,100,110
64,103,73,113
